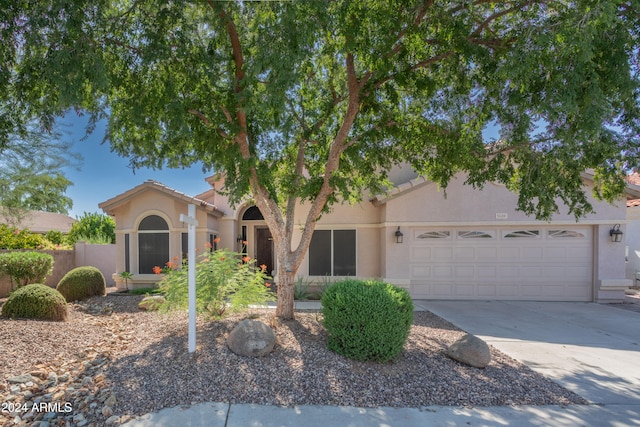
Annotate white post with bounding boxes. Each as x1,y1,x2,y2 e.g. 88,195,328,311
180,204,198,353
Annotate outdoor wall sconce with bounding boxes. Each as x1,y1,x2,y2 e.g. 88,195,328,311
610,224,623,243
395,227,404,244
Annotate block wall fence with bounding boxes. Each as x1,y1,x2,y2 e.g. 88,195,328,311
0,243,116,297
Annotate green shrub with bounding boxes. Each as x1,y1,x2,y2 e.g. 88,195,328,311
56,266,106,302
321,279,414,363
1,284,68,321
159,248,275,318
66,212,116,245
0,225,70,250
44,230,65,245
0,225,46,249
0,251,54,290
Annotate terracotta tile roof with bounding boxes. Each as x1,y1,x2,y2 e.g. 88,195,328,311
99,180,224,217
627,172,640,186
627,173,640,207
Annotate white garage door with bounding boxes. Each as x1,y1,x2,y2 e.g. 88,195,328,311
409,226,593,301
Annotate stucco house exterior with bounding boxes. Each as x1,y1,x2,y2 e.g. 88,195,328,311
624,172,640,285
99,168,637,302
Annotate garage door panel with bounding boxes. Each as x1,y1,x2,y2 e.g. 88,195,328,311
566,265,591,280
455,284,475,296
565,247,591,260
522,247,544,259
411,265,430,279
498,247,520,260
477,247,498,260
520,285,542,297
431,284,454,297
476,284,497,297
477,265,497,279
497,265,519,278
408,226,592,301
454,247,475,260
433,265,453,278
546,247,567,258
496,285,519,297
433,248,453,260
454,265,475,278
544,266,565,278
521,266,543,278
411,247,431,262
544,285,568,297
567,285,591,299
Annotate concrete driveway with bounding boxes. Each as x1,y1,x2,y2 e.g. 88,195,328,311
415,301,640,407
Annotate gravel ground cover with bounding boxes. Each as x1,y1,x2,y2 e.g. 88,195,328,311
1,292,587,426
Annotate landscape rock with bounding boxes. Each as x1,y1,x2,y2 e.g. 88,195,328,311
446,333,492,368
227,319,277,357
138,295,166,311
105,415,121,424
8,374,35,384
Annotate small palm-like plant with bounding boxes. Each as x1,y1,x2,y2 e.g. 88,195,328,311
119,271,133,290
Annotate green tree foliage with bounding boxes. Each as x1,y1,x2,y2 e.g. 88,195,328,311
2,1,639,317
1,283,68,321
0,251,54,290
322,279,414,363
0,120,80,220
66,212,116,245
158,248,275,318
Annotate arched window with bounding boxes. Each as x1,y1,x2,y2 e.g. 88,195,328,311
242,206,264,220
138,215,169,274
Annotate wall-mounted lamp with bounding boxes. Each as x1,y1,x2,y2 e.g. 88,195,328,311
395,227,404,244
610,224,623,243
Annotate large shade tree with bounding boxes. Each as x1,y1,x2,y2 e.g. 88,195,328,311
0,119,78,222
2,1,639,318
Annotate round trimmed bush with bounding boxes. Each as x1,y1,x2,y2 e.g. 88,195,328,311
0,251,54,288
321,279,414,363
1,284,68,321
56,266,106,302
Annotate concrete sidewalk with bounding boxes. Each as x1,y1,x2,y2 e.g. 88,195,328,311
123,301,640,426
122,401,639,426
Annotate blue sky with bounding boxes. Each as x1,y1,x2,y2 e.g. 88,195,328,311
60,113,501,218
62,114,212,218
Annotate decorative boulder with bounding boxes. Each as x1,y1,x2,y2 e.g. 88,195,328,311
138,295,166,311
227,319,276,357
447,333,491,368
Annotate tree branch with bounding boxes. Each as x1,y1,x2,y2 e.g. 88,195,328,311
211,4,248,153
469,0,539,39
187,109,229,139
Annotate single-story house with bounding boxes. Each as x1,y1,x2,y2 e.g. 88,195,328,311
0,209,76,234
99,167,638,302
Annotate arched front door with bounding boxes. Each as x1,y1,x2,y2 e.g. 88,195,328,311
241,206,275,275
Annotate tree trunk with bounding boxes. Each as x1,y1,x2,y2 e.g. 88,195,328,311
275,269,296,319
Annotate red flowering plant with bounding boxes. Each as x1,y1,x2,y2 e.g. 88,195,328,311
157,243,274,318
153,256,183,276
